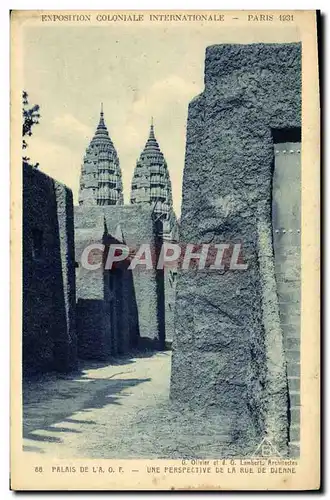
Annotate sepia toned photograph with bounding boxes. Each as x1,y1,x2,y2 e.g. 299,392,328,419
10,10,320,490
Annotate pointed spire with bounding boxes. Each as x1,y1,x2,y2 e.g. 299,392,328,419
91,105,115,148
143,119,161,154
131,121,173,221
79,105,123,207
95,105,107,135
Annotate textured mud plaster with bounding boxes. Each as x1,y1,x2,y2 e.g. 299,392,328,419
23,166,77,374
75,204,164,359
170,43,301,454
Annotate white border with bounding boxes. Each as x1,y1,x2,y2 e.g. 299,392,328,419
3,2,327,499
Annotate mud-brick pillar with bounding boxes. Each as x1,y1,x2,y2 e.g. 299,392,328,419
170,43,301,455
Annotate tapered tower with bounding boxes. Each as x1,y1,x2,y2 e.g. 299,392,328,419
130,120,175,237
79,105,123,206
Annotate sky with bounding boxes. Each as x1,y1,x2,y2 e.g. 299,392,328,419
23,20,299,216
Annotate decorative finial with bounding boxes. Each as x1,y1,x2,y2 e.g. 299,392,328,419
101,102,104,115
151,116,154,127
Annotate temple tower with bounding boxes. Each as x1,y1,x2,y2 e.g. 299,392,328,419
130,120,178,344
130,120,175,239
79,105,123,206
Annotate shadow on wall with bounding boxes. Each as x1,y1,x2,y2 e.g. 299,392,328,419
76,298,110,360
76,232,142,360
23,357,151,453
103,234,141,354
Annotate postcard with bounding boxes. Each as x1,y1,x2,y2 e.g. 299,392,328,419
10,9,320,490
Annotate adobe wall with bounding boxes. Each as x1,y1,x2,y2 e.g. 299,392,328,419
74,204,164,359
74,209,111,359
170,43,301,455
103,205,163,346
23,165,77,374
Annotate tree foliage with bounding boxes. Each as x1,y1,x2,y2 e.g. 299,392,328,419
22,91,40,168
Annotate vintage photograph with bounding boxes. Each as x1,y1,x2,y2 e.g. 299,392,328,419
11,10,320,490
